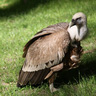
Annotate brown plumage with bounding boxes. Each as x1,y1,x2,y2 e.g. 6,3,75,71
46,44,82,92
17,22,70,86
17,22,82,92
45,43,82,80
22,22,69,58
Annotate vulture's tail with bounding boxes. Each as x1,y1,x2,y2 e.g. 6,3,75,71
17,67,50,88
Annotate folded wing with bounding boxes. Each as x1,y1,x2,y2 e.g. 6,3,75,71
17,22,70,86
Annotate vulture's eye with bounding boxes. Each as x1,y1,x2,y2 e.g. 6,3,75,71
76,17,81,21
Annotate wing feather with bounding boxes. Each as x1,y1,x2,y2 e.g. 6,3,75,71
23,22,69,58
22,25,70,72
17,22,70,86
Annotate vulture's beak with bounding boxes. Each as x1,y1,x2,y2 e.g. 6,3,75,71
70,19,76,27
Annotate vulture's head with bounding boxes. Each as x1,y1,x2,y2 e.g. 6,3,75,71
68,12,88,42
70,12,87,27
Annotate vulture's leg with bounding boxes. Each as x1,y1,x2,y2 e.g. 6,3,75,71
45,63,63,92
48,73,58,92
45,63,63,80
51,63,63,71
44,70,53,80
48,63,63,92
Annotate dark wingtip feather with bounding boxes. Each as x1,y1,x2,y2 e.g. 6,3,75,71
22,52,26,58
17,82,26,88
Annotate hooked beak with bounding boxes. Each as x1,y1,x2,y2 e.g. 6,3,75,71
70,19,76,27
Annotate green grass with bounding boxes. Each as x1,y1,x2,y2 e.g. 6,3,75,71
0,0,96,96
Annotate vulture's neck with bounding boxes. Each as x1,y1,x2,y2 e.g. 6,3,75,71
67,23,88,43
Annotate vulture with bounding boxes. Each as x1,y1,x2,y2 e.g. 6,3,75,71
17,12,88,92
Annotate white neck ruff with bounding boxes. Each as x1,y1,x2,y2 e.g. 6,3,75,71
67,24,88,42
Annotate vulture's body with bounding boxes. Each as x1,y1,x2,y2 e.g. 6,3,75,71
17,22,70,86
17,12,88,92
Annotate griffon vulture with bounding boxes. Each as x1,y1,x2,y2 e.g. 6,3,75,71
17,12,88,92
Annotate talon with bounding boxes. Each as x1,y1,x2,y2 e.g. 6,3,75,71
51,87,59,92
49,83,59,93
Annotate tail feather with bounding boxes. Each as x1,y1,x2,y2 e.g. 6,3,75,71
17,68,50,87
32,69,50,84
37,69,48,83
31,70,42,84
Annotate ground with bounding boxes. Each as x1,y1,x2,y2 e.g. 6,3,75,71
0,0,96,96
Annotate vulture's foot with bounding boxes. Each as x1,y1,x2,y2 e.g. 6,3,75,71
49,83,59,93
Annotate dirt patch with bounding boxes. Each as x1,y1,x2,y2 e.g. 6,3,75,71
2,82,9,86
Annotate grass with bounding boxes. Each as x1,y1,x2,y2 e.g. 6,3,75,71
0,0,96,95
